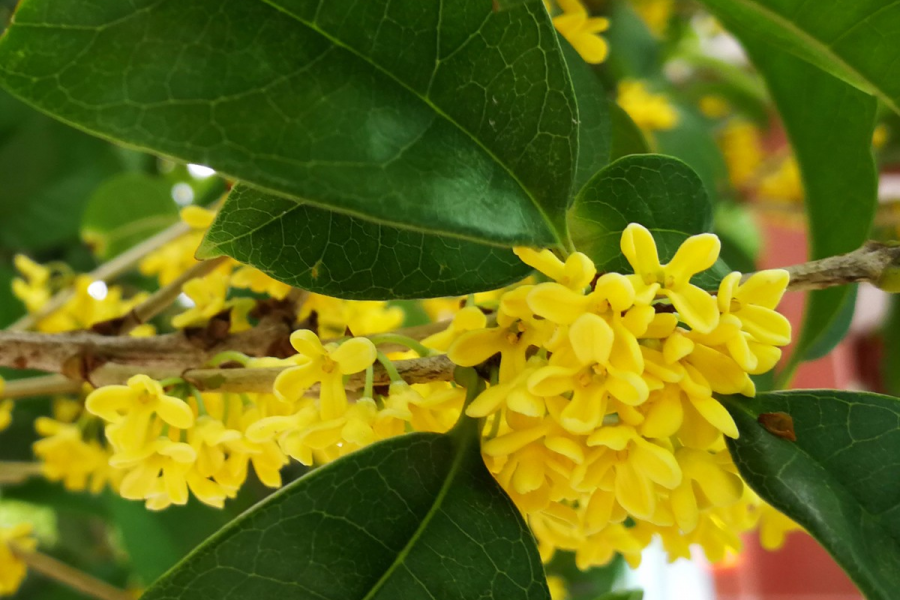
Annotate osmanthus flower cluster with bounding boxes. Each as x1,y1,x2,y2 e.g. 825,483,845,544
447,223,793,567
15,213,799,567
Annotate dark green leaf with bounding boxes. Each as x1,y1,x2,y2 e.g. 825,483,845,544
560,41,611,194
143,420,550,600
737,37,877,368
0,0,578,248
568,154,729,288
608,101,650,161
882,296,900,396
698,0,900,114
724,390,900,600
199,186,533,299
81,173,179,259
605,1,661,81
0,90,125,251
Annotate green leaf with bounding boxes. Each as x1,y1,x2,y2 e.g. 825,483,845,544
81,173,179,259
698,0,900,114
0,90,125,251
724,390,900,600
0,0,578,248
143,422,550,600
199,186,533,299
608,101,650,161
736,37,877,369
568,154,729,288
560,41,612,194
545,551,625,600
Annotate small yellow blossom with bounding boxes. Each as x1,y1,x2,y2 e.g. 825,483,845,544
699,95,731,119
230,266,293,300
618,80,679,132
549,0,611,64
171,271,254,332
720,119,764,189
0,524,36,596
274,330,377,419
631,0,674,37
758,156,803,203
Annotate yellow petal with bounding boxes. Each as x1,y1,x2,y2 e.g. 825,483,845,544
273,364,320,402
559,387,605,434
155,395,195,430
85,385,133,422
670,482,698,533
527,283,589,324
692,395,739,439
665,234,720,286
545,436,585,464
587,424,636,450
289,329,326,358
466,384,512,418
716,272,742,313
738,305,792,346
513,247,566,281
563,252,597,290
621,223,661,279
631,438,682,489
644,313,678,338
448,328,504,367
640,388,683,438
665,284,719,335
689,345,748,395
483,426,549,457
571,32,609,64
614,461,655,520
569,313,614,365
736,269,790,310
606,367,649,406
662,331,694,363
332,338,377,374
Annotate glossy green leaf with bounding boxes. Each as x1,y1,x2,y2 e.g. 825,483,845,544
568,154,729,288
0,0,577,248
143,420,550,600
724,390,900,600
608,102,650,161
199,186,533,299
737,37,877,369
81,173,179,259
561,41,612,194
0,90,125,251
698,0,900,114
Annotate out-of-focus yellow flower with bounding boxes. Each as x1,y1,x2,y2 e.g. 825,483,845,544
873,123,890,149
0,524,36,596
171,271,254,333
699,95,731,119
758,502,803,550
549,0,611,64
720,119,764,189
230,266,293,300
547,575,569,600
11,255,51,313
631,0,674,37
618,80,679,132
758,156,804,204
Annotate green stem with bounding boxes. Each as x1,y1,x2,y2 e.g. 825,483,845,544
376,351,404,384
368,334,437,357
205,350,251,367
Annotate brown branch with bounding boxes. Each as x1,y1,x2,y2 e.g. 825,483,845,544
11,548,133,600
778,241,900,292
0,462,44,485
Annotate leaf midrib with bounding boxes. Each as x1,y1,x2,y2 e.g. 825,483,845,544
705,0,900,113
359,427,473,600
256,0,566,247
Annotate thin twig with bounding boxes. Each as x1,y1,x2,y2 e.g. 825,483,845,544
777,241,900,291
109,256,230,335
2,375,81,399
8,220,192,332
11,548,133,600
0,462,44,485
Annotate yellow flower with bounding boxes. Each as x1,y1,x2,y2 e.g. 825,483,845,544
33,417,118,494
422,306,488,352
699,95,731,119
0,524,36,596
230,266,293,300
274,330,377,420
86,374,194,453
171,270,254,333
547,575,569,600
549,0,610,64
720,119,764,189
11,254,52,313
0,396,11,433
617,80,679,131
621,223,721,334
513,247,596,290
758,503,803,550
669,448,743,533
758,156,803,204
449,317,552,383
631,0,674,36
